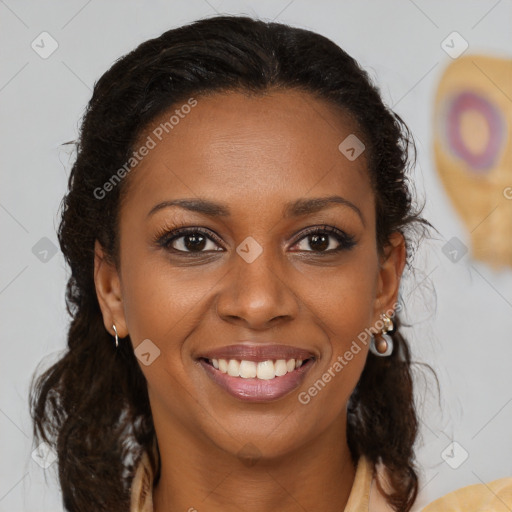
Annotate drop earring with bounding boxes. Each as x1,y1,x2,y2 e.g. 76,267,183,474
369,314,394,357
112,324,119,348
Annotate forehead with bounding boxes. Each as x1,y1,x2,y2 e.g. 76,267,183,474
122,89,372,219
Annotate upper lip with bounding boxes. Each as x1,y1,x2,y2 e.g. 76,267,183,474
197,343,316,362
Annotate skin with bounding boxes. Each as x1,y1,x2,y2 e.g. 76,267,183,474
94,89,406,512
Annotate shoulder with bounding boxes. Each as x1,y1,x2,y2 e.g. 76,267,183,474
371,459,512,512
422,476,512,511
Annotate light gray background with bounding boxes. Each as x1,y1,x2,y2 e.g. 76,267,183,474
1,1,511,510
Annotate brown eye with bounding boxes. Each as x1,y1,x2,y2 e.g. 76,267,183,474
174,232,209,252
292,226,356,253
303,233,331,252
157,228,224,253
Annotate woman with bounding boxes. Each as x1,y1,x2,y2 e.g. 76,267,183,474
29,15,511,512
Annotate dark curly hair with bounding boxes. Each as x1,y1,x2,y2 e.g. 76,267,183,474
29,14,436,512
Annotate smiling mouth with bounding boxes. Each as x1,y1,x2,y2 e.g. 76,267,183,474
197,355,315,402
200,357,314,380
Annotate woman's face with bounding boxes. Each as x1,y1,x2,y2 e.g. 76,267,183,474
95,89,404,459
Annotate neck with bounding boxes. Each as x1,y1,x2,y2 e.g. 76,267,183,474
152,414,357,512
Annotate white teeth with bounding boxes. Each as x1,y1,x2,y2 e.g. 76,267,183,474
239,360,257,378
218,359,228,373
257,360,275,380
211,358,307,379
274,359,288,376
227,359,240,377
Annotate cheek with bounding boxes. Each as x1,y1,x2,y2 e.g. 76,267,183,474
119,239,232,375
295,260,376,424
119,255,217,409
305,253,379,341
301,250,378,399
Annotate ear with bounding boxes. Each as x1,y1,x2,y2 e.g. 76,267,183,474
94,240,128,338
373,232,406,322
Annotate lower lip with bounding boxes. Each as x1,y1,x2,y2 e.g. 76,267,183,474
198,359,315,402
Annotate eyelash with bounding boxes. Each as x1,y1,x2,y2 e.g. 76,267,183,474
154,224,356,255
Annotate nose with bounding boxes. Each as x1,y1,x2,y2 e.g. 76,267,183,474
215,245,300,330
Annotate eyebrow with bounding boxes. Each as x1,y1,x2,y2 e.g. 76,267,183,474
147,195,364,225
